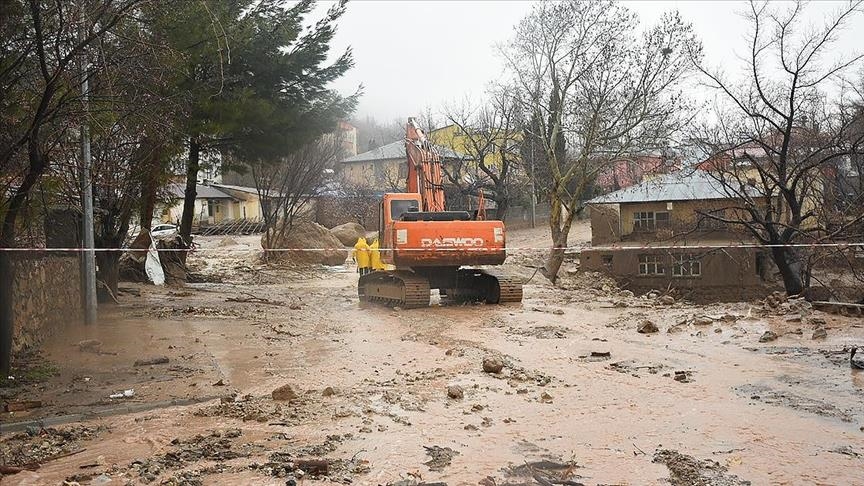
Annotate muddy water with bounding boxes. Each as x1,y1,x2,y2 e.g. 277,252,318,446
6,260,864,485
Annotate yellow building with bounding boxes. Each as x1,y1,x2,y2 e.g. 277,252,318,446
429,124,520,172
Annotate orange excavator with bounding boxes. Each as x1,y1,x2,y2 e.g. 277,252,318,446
358,118,523,308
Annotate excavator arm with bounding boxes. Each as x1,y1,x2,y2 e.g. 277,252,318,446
405,117,447,212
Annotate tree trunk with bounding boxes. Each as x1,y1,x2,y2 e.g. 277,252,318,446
770,246,805,295
0,252,12,375
131,139,163,249
179,136,200,245
542,194,569,283
177,137,200,268
495,195,509,223
96,250,120,302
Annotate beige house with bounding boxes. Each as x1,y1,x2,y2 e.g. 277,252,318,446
339,140,467,192
582,170,770,299
160,183,265,226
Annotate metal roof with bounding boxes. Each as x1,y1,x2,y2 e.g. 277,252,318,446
341,139,467,163
588,170,744,204
166,183,234,199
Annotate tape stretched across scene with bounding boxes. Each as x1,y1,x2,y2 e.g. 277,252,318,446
0,242,863,253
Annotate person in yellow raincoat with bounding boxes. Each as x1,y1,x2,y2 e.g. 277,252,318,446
369,238,385,271
353,237,371,276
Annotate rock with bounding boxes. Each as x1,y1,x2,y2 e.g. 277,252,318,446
272,384,298,401
540,391,553,402
807,316,827,326
329,222,367,246
785,314,803,323
637,319,659,334
658,295,675,305
322,386,337,397
76,339,102,352
217,237,238,247
482,356,504,374
812,327,827,340
552,308,565,315
693,315,714,326
133,356,169,366
447,385,464,399
759,330,778,343
618,289,635,298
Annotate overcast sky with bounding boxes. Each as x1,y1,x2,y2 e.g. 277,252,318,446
316,1,863,123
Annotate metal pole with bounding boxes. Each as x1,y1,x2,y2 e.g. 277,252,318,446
80,49,97,325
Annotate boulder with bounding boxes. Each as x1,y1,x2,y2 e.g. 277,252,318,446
329,222,367,246
637,319,659,334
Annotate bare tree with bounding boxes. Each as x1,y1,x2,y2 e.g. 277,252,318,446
253,135,345,253
502,0,700,282
693,0,864,295
440,87,525,220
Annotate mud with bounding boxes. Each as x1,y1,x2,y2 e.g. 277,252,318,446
3,224,864,485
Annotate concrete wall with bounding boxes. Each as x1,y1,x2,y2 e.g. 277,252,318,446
10,254,83,353
581,247,768,301
589,204,620,245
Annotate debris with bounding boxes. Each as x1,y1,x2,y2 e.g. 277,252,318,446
692,316,714,326
212,379,226,386
263,219,349,266
423,446,459,471
673,371,693,383
759,331,778,343
653,449,750,485
76,339,102,352
811,327,827,340
658,295,676,305
226,295,284,306
296,459,330,475
637,320,659,334
272,384,299,401
447,385,464,399
4,400,42,412
133,356,169,366
852,347,864,370
540,391,553,402
322,386,337,397
108,389,135,399
590,351,611,358
482,356,504,374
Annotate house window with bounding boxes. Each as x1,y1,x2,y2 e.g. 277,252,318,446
601,254,613,267
634,211,670,231
672,254,701,277
638,254,664,275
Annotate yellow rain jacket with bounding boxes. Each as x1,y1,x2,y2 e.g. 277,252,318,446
353,237,371,270
370,239,385,270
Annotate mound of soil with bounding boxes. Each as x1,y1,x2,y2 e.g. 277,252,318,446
263,220,349,266
329,222,366,246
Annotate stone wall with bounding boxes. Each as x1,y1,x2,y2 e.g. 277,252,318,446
10,254,83,353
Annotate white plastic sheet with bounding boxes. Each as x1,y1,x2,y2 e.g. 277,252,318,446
145,235,165,285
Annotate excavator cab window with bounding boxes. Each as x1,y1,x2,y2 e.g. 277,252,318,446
390,199,417,221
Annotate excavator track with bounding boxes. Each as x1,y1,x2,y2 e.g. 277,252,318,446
446,269,523,305
481,269,523,304
358,271,430,309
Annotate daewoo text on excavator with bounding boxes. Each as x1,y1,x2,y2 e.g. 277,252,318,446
358,118,523,308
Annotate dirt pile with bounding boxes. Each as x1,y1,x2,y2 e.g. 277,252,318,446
262,220,349,266
329,222,366,246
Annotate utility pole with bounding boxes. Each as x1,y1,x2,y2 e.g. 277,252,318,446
80,10,97,325
529,136,536,229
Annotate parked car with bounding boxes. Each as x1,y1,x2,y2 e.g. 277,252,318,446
151,224,178,240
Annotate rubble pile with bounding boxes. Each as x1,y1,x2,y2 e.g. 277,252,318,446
262,219,349,266
0,425,108,468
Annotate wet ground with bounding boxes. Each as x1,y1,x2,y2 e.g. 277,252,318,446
2,225,864,485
